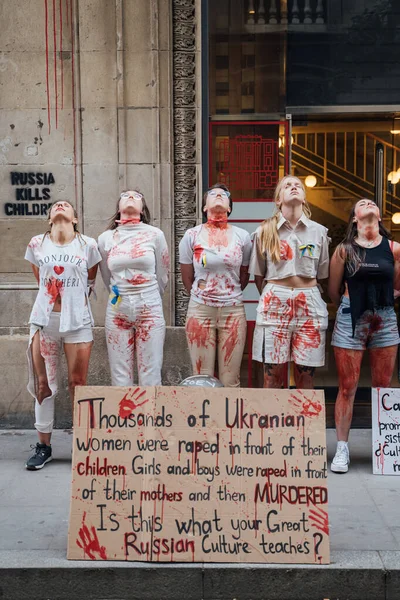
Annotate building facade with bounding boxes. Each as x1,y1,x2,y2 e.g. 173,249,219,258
1,0,400,428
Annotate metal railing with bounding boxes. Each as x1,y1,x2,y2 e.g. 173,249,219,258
291,129,400,213
245,0,326,26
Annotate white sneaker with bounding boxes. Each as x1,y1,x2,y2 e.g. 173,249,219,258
330,443,350,473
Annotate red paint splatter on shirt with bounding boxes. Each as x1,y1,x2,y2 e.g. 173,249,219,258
280,240,293,261
45,277,62,304
193,245,204,263
76,512,107,560
126,274,150,286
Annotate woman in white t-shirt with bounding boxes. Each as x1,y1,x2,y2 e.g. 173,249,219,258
98,190,169,387
25,201,102,470
179,183,252,387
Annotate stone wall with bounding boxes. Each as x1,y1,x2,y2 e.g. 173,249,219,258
0,0,200,428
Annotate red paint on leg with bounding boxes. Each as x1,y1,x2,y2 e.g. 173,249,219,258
113,314,132,330
186,316,213,348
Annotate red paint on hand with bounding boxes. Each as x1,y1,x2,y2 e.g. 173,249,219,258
76,512,107,560
309,506,329,535
289,391,322,418
118,388,149,418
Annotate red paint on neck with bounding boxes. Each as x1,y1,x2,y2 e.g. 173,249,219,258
207,217,228,229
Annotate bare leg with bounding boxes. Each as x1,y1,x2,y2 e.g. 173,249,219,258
334,347,363,442
64,341,93,423
370,345,397,386
293,364,315,389
263,363,289,389
31,331,53,445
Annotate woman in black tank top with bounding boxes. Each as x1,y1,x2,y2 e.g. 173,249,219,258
328,199,400,474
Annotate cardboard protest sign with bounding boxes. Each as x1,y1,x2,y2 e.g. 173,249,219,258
372,388,400,475
68,386,329,564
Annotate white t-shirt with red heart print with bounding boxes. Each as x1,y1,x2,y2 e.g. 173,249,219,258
25,233,102,332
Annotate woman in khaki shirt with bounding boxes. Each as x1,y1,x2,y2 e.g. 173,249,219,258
250,175,330,389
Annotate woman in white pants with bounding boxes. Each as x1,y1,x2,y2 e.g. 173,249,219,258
25,201,101,470
98,190,169,386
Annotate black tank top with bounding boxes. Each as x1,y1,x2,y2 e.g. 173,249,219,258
344,236,394,334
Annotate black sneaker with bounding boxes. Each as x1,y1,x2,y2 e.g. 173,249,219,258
25,443,53,470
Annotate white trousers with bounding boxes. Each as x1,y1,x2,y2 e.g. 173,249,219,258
105,291,165,386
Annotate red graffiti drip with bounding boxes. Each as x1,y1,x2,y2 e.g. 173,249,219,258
44,0,51,133
53,0,58,128
118,389,148,418
76,512,107,560
59,0,64,109
70,0,78,204
280,240,293,261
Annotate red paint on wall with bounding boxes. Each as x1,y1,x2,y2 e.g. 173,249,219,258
53,0,58,128
44,0,51,133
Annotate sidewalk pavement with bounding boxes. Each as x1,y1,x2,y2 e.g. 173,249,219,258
1,429,400,600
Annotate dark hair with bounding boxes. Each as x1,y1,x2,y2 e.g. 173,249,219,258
107,190,151,230
42,200,85,245
202,182,233,216
337,199,391,275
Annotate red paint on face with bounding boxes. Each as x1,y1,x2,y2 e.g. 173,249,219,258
76,512,107,560
222,315,240,365
113,314,132,330
193,245,204,263
118,389,148,418
280,240,293,261
45,277,61,304
186,316,213,348
127,274,149,286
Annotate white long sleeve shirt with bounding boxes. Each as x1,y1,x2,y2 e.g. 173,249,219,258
97,223,169,297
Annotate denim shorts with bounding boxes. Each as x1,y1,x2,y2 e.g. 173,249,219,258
331,296,400,350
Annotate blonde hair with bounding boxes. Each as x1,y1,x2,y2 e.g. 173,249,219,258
258,175,312,262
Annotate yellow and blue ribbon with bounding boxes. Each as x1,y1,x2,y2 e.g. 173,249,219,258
110,285,121,307
201,253,207,268
299,244,315,258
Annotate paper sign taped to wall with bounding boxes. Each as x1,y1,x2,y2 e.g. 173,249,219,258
372,388,400,475
67,386,330,564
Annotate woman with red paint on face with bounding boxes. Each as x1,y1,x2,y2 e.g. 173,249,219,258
329,199,400,473
179,183,252,387
98,190,169,387
25,201,101,470
250,175,330,389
